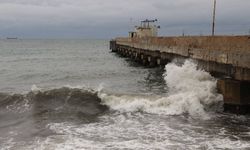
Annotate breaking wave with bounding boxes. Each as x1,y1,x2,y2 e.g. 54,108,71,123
0,87,108,122
100,60,223,118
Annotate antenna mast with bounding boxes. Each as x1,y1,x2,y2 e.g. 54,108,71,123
212,0,216,36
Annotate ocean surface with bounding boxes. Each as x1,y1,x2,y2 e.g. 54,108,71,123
0,39,250,150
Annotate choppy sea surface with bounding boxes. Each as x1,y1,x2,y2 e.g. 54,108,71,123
0,39,250,150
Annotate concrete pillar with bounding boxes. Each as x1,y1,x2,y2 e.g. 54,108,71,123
123,49,126,57
133,52,136,59
130,51,134,59
217,79,250,114
126,50,129,57
135,52,138,58
121,49,124,56
157,58,161,66
132,52,137,59
135,53,140,62
140,54,148,66
148,56,157,67
117,48,120,54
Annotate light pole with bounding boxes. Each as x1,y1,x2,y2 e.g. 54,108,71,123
212,0,216,36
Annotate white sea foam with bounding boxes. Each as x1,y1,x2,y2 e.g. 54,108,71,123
32,114,250,150
30,84,96,93
64,84,88,89
31,85,41,92
100,60,223,118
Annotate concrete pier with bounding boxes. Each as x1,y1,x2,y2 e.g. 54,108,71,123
110,36,250,114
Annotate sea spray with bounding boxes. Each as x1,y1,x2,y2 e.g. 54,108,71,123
100,60,223,118
163,60,223,117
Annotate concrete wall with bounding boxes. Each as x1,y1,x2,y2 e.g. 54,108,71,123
115,36,250,68
114,36,250,81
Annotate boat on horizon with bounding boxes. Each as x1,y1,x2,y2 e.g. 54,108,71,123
6,37,18,40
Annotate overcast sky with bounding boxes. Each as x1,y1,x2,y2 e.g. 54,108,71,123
0,0,249,38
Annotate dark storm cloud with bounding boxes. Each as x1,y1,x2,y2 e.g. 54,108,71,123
0,0,249,38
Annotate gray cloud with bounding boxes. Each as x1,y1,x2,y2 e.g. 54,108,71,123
0,0,249,38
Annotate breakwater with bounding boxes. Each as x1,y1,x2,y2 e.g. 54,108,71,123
110,36,250,114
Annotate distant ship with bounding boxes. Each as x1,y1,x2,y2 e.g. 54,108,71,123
6,37,18,40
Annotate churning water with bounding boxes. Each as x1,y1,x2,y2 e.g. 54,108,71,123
0,39,250,150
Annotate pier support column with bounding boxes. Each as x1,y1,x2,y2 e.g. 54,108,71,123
156,58,161,66
140,54,149,66
124,50,128,57
128,50,132,57
217,79,250,114
148,56,157,67
134,52,140,62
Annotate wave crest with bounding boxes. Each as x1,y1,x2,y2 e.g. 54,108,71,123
100,60,223,118
0,87,108,121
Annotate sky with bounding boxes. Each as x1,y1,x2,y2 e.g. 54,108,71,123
0,0,249,39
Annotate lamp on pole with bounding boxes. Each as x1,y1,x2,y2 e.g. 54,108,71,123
212,0,216,36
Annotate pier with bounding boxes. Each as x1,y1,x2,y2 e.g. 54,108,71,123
110,20,250,114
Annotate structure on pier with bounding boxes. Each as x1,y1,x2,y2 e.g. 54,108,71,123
129,19,160,38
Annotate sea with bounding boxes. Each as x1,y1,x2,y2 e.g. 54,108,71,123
0,39,250,150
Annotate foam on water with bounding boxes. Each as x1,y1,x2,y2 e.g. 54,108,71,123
100,60,223,118
27,113,250,150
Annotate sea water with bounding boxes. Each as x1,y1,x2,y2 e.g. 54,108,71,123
0,39,250,150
